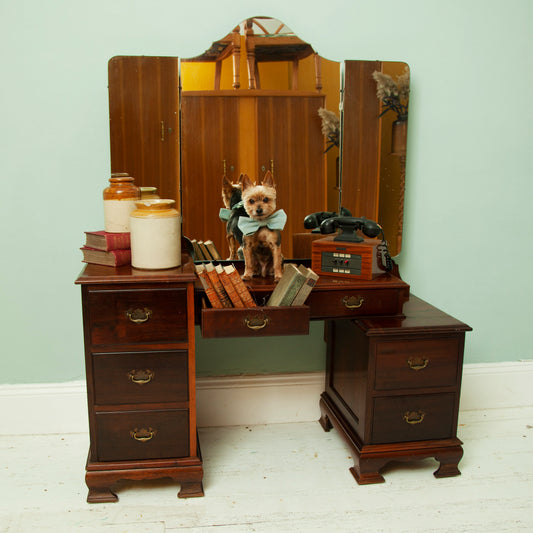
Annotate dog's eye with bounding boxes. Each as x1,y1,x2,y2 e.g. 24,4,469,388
263,198,269,203
248,199,255,205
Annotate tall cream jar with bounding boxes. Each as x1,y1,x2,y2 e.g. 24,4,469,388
103,173,140,233
130,199,181,269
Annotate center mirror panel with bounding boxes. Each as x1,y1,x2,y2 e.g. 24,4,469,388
107,17,409,261
180,17,338,259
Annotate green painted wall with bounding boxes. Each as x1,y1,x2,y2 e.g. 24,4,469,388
1,0,532,384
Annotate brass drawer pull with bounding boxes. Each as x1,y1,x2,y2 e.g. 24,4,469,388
343,295,365,309
130,427,156,442
127,369,154,385
407,357,429,371
403,410,425,425
126,307,152,324
245,316,269,330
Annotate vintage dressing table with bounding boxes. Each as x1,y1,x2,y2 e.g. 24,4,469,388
76,18,471,502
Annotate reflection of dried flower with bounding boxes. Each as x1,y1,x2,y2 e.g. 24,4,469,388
318,108,340,152
372,68,410,119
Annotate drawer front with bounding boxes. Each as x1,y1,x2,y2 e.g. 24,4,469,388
87,287,188,346
201,306,309,338
307,289,404,319
93,350,188,405
95,409,189,461
371,393,456,444
374,338,460,391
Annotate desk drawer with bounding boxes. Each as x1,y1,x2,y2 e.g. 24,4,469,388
93,350,188,405
95,409,189,461
307,288,404,319
371,393,456,444
87,287,188,346
374,338,460,391
201,306,309,338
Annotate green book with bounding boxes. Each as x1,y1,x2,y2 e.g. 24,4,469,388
266,263,307,307
291,265,319,306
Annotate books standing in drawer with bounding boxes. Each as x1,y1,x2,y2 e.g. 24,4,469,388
204,262,232,308
195,264,224,308
224,265,256,307
291,265,319,306
196,262,256,308
267,264,318,306
216,264,244,307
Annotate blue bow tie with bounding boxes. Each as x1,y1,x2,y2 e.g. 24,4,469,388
237,209,287,236
219,200,244,222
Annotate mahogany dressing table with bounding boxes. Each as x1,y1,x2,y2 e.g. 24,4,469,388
76,254,470,502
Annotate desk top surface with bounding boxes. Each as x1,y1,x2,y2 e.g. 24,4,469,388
76,257,409,292
355,295,472,334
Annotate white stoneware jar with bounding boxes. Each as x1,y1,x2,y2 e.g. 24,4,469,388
130,199,181,269
103,173,140,233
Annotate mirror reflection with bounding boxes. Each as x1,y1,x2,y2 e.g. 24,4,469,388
107,16,409,260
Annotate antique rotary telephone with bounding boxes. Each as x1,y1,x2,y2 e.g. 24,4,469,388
305,211,393,276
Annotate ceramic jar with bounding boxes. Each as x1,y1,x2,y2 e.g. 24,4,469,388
130,199,181,269
140,187,159,200
103,173,141,233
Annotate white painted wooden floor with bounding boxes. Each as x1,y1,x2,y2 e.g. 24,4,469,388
1,407,532,532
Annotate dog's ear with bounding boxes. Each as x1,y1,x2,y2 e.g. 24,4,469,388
241,174,253,191
222,175,232,192
262,170,275,188
238,173,245,185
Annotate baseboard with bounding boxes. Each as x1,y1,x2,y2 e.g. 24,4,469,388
2,362,532,435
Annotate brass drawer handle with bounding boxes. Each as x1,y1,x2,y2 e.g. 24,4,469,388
126,307,152,324
127,369,154,385
245,316,269,330
407,357,429,371
130,427,156,442
343,295,365,309
403,410,425,425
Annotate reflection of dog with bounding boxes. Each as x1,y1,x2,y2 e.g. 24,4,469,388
221,175,246,260
239,171,286,282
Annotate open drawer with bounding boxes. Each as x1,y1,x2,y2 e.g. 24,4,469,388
201,306,310,338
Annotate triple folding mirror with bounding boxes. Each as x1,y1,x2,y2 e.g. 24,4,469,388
108,16,409,258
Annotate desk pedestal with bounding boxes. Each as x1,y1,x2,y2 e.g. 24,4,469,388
320,296,471,484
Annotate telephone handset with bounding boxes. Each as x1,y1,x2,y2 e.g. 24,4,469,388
319,216,381,242
303,207,352,233
319,216,393,272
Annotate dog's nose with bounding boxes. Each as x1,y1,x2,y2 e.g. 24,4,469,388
256,207,263,215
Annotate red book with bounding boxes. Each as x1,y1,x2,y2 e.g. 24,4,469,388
80,246,131,267
195,264,224,309
205,262,232,308
84,231,130,251
225,265,256,307
216,264,244,307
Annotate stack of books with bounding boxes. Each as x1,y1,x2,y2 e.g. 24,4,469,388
191,239,222,261
80,231,131,267
266,264,319,306
195,262,256,308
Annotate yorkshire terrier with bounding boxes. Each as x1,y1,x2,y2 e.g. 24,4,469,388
221,175,246,260
238,171,286,282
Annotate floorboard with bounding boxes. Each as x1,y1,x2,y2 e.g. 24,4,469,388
1,407,532,532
